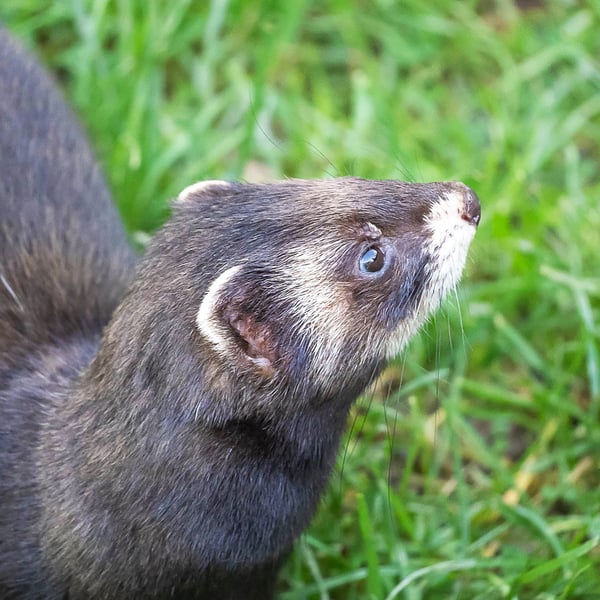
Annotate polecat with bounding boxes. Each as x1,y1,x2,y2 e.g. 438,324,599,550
0,26,480,599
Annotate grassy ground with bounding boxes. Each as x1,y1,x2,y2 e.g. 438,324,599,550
3,1,600,597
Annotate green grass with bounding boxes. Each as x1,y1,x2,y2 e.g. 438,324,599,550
3,0,600,597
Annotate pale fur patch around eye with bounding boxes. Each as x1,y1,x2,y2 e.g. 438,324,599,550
363,222,382,239
278,243,357,388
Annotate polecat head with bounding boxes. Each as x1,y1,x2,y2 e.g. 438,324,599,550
169,177,479,407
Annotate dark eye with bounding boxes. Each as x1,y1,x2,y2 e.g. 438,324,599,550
359,245,385,273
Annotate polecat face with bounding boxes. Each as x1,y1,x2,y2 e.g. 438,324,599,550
175,178,479,401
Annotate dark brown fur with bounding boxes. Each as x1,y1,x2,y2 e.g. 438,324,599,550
0,27,479,599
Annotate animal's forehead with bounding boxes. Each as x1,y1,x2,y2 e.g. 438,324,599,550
177,178,462,255
222,178,445,225
243,178,440,205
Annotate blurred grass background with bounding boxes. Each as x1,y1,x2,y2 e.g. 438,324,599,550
3,0,600,597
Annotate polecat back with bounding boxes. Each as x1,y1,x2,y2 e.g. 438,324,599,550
0,26,135,371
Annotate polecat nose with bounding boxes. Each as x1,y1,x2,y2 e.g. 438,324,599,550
461,187,481,226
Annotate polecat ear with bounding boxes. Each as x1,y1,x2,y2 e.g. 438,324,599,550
196,266,277,377
175,180,234,204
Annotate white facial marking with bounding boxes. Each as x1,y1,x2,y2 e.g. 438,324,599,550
364,222,382,238
279,243,354,390
385,188,477,359
177,180,231,203
196,265,243,352
424,189,477,306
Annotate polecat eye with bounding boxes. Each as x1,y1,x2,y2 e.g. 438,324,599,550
359,246,385,273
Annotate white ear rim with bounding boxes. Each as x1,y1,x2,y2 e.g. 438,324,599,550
196,265,243,350
176,180,231,204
